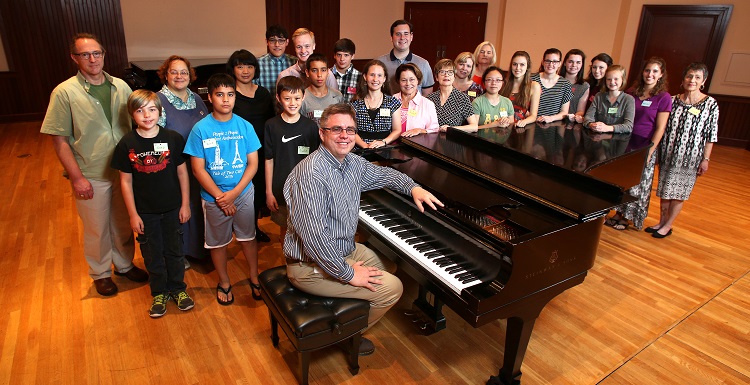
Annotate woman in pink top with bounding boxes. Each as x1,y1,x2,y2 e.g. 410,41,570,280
394,63,439,137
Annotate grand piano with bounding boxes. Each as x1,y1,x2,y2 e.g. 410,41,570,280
356,122,651,384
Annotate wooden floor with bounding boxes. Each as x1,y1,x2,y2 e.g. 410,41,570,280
1,121,748,385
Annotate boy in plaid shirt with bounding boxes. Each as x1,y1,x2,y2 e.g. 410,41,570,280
331,38,361,103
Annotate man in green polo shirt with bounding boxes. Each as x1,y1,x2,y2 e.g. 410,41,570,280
40,33,147,296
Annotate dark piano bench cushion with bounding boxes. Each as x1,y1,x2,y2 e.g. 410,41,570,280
258,266,370,384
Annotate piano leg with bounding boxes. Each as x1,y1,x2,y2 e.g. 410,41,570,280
411,286,447,334
486,315,537,385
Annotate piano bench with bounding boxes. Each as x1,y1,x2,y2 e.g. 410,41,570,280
258,265,370,385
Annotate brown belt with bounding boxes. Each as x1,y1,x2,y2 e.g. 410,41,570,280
286,257,315,266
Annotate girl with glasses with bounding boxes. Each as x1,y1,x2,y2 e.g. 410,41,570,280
473,66,514,129
532,48,572,123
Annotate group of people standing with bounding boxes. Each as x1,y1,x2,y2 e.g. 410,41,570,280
40,18,718,353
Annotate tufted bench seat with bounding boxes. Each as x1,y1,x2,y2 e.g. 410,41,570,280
258,265,370,385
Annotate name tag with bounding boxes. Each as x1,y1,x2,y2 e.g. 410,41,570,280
347,86,356,94
298,146,310,155
641,100,652,107
313,110,323,118
408,109,418,117
607,107,618,114
380,108,390,117
154,143,168,152
499,109,508,118
468,91,477,97
688,107,701,116
202,138,217,148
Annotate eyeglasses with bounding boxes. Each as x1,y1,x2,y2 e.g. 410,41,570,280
168,70,189,76
268,38,287,45
438,70,455,76
72,51,104,60
322,126,357,135
543,60,561,65
485,78,504,84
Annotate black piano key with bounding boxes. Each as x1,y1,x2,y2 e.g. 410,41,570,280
433,257,451,265
393,226,418,233
445,265,465,273
414,243,436,252
381,219,408,227
372,214,401,221
456,272,478,282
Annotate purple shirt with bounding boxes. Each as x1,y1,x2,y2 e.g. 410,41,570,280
629,90,672,138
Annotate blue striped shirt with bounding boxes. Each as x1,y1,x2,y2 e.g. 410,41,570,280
283,146,418,282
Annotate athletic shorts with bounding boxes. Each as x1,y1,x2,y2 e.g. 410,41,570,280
202,186,256,248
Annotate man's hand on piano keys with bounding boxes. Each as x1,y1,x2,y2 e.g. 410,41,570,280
348,261,384,291
411,186,444,212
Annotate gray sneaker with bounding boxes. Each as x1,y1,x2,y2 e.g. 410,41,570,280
173,291,194,311
149,294,169,318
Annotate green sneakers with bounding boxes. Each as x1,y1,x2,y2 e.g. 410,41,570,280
173,291,195,311
149,294,169,318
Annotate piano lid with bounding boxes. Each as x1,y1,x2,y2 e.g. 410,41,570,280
398,129,632,221
466,121,651,190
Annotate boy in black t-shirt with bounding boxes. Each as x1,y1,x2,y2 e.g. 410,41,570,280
265,76,320,248
111,90,193,318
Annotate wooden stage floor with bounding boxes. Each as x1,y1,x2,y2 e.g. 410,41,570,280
1,122,748,384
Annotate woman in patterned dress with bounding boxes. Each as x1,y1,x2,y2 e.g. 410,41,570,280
652,63,718,238
426,58,479,132
453,52,484,101
609,57,671,230
351,59,401,148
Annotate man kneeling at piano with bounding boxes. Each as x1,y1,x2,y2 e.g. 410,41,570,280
283,103,443,356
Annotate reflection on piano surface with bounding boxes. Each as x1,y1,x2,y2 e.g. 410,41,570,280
357,123,649,384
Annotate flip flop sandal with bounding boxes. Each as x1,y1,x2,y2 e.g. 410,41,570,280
216,284,234,306
250,282,262,301
613,221,629,231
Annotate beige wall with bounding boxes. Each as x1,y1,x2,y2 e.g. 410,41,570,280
121,0,267,61
121,0,749,96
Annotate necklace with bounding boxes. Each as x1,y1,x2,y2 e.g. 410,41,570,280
365,93,383,109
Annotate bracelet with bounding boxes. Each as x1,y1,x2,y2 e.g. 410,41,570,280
382,139,388,145
703,158,710,162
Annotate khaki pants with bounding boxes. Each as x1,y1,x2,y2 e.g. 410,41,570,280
286,243,403,330
74,178,135,279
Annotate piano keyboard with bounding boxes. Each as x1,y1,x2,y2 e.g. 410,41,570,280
359,198,483,294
